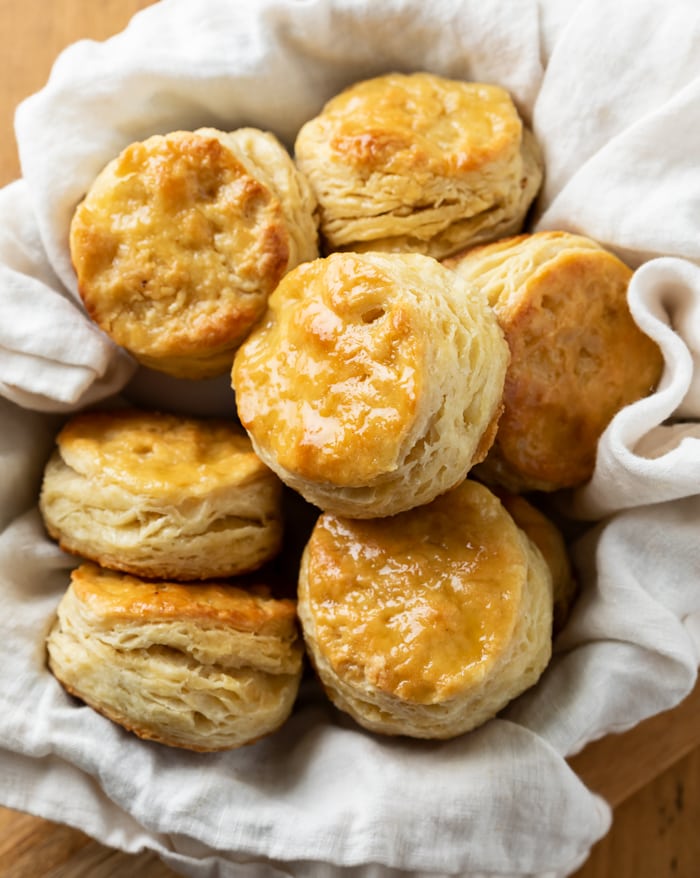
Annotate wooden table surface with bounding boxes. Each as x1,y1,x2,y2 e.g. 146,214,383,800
0,2,699,876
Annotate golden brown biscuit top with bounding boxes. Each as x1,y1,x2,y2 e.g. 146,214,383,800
447,232,665,488
498,247,662,486
57,410,270,497
70,130,290,360
304,72,522,176
233,252,424,486
303,481,528,704
70,563,298,637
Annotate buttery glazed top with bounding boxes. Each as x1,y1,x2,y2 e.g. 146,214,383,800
69,130,289,370
57,410,268,498
309,72,522,176
70,563,298,637
233,252,423,486
302,480,528,704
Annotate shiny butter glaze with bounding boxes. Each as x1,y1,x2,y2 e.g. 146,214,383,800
320,73,522,175
303,481,527,704
57,410,266,497
233,253,423,486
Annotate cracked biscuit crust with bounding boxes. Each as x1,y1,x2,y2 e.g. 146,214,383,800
39,409,283,580
46,563,304,751
70,128,318,379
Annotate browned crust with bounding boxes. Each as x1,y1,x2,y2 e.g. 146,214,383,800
70,131,292,377
70,563,298,637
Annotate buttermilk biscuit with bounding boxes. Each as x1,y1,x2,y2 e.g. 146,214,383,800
39,409,283,580
297,480,553,739
70,127,318,379
232,251,509,518
445,231,664,491
47,563,304,751
294,72,542,259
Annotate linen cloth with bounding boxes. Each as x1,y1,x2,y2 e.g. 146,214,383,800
0,1,699,876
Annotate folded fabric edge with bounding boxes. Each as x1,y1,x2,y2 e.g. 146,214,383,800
0,354,137,413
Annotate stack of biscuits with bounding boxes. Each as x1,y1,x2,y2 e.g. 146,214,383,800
41,71,664,749
41,411,305,751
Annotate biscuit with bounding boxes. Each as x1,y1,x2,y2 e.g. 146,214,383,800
232,251,509,518
294,72,542,259
297,480,553,739
445,231,665,491
39,409,283,580
46,563,304,751
70,127,318,379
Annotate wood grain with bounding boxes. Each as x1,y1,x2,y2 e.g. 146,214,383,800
0,808,176,877
569,678,700,808
0,1,698,876
572,747,700,878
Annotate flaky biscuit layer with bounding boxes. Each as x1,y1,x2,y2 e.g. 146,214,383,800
47,564,303,751
40,410,283,580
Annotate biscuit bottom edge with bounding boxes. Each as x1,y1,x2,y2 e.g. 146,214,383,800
47,622,303,752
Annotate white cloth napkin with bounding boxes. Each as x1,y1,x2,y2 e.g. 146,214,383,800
0,180,136,411
0,1,699,877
